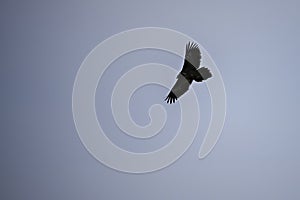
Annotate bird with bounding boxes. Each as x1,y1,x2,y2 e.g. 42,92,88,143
165,42,212,104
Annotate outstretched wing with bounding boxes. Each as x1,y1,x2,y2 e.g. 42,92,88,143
165,74,190,104
165,42,210,104
181,42,201,74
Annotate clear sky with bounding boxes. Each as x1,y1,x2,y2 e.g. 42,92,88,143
1,0,300,199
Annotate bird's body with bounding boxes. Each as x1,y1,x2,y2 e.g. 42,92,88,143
165,42,212,104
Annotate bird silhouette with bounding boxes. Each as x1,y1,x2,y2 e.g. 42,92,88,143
165,42,212,104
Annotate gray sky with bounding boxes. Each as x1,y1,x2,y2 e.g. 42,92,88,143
1,0,300,199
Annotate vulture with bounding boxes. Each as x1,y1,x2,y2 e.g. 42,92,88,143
165,42,212,104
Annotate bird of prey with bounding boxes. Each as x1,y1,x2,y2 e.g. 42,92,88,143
165,42,212,104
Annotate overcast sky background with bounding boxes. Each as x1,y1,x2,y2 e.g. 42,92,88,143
1,0,300,199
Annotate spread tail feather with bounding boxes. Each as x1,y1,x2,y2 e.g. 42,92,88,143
194,67,212,82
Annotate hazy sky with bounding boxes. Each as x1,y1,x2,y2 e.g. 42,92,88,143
1,0,300,199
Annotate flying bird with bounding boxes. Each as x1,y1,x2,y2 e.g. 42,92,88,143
165,42,212,104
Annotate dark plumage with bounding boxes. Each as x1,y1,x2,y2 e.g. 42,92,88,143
165,42,212,104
